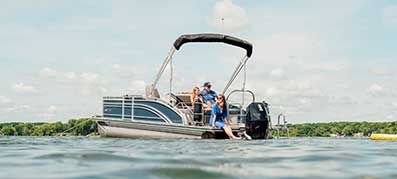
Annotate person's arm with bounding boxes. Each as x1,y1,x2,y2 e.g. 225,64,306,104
190,95,195,108
212,115,217,128
210,106,217,128
199,96,203,103
199,91,205,104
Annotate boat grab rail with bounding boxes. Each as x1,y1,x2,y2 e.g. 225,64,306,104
165,93,195,124
226,89,255,103
272,113,289,139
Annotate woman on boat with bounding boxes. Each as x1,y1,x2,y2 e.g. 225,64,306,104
190,87,203,109
210,94,241,140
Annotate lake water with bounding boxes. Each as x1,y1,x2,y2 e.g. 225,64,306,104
1,137,396,179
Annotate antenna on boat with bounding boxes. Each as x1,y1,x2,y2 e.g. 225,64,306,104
221,17,225,33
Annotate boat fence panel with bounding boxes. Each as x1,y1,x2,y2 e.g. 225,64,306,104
133,107,166,123
135,101,183,124
103,97,134,120
103,105,122,119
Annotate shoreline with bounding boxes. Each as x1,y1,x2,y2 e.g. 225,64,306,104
1,119,396,137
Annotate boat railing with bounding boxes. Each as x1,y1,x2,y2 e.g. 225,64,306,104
226,89,255,125
165,93,196,125
177,102,195,125
272,113,289,139
227,103,246,126
226,89,256,103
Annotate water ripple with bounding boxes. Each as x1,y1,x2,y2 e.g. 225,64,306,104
0,137,396,179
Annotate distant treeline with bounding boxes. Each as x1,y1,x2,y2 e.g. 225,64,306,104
1,119,397,137
276,121,397,137
0,118,97,136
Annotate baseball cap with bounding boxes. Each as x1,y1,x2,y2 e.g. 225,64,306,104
203,82,211,87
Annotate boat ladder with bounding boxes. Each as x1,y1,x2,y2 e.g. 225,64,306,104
272,113,289,139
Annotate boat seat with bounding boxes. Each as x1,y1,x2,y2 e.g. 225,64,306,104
168,93,190,109
175,94,192,107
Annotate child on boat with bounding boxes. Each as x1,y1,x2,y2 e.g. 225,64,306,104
190,87,203,110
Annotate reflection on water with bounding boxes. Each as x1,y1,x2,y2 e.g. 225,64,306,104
0,137,397,179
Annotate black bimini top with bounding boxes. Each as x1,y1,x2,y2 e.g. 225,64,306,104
173,33,253,57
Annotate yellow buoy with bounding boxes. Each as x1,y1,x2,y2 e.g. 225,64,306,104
370,134,397,140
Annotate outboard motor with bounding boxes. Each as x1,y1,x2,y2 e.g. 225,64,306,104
245,102,270,139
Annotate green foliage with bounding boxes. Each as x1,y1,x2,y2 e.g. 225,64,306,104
1,125,17,136
67,118,97,136
0,118,97,136
276,121,397,137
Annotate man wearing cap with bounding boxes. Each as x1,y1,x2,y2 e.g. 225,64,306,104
200,82,217,110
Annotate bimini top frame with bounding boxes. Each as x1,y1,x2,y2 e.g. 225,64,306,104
173,34,253,57
147,33,253,99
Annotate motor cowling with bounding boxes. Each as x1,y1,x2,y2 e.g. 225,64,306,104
245,102,270,139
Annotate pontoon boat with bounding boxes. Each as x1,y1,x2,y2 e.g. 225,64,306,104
93,33,274,139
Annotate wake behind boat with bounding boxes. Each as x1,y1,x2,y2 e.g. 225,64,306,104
93,33,280,140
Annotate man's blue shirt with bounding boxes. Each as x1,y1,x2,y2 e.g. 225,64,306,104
200,90,217,104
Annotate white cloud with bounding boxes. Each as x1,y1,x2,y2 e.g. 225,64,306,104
269,68,285,78
383,5,397,28
386,114,394,120
39,67,57,77
99,87,108,94
266,87,280,96
128,80,146,94
78,72,109,95
65,72,77,80
2,104,30,113
367,83,384,95
254,33,329,65
0,96,11,104
392,102,397,109
80,72,98,82
368,67,391,76
109,64,144,79
47,105,57,113
38,68,79,82
36,105,59,121
299,98,311,105
112,64,121,70
37,68,105,84
36,67,113,97
37,113,56,121
250,76,332,119
305,59,349,71
281,80,323,98
12,83,38,94
210,0,248,32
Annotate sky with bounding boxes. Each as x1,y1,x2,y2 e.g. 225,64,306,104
0,0,396,123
